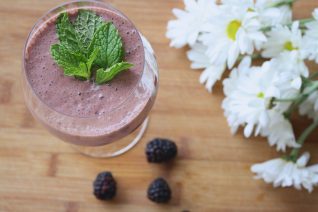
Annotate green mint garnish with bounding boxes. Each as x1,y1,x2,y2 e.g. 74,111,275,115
89,22,124,68
96,62,134,85
56,13,82,54
50,10,133,83
74,10,104,54
51,44,91,79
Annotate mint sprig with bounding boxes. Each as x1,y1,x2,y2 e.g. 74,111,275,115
50,10,133,83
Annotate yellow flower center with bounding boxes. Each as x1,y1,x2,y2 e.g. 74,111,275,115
247,8,254,12
226,20,241,41
284,41,298,51
257,92,265,99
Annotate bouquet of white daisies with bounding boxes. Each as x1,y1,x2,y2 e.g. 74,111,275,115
166,0,318,192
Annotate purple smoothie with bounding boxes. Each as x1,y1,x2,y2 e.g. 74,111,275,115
23,5,157,146
25,7,145,117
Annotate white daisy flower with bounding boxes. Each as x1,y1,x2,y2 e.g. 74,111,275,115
302,9,318,63
258,5,292,27
166,0,217,48
221,0,253,10
260,111,299,152
222,56,304,139
222,0,292,27
262,21,303,58
187,43,210,70
222,60,278,137
222,0,287,9
251,152,318,192
200,4,266,69
274,51,309,78
222,56,252,133
223,56,252,96
299,89,318,120
187,43,226,92
268,52,308,112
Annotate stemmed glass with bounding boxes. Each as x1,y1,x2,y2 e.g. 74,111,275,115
22,0,158,158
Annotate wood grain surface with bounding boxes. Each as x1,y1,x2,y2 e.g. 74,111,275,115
1,0,318,211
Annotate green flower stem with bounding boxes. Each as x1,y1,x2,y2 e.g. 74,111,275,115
250,53,262,60
237,53,262,61
268,0,296,8
285,18,314,29
261,18,314,33
261,26,272,33
310,72,318,79
283,81,318,119
289,119,318,162
274,98,297,103
298,18,315,26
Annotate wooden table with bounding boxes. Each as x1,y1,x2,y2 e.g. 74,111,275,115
1,0,318,211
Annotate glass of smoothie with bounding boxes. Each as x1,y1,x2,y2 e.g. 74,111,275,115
22,0,158,157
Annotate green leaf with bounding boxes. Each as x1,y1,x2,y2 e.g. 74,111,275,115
89,22,124,68
74,10,104,53
56,12,81,53
51,44,90,79
64,62,89,79
51,44,82,68
86,48,99,77
96,62,133,84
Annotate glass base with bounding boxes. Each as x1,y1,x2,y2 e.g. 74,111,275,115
71,117,149,158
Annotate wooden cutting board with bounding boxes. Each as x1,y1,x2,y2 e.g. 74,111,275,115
1,0,318,211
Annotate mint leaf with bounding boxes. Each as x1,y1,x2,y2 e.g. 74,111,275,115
51,44,92,79
51,44,84,69
86,48,99,77
89,22,124,68
56,12,81,54
64,62,89,79
96,62,133,84
74,10,104,53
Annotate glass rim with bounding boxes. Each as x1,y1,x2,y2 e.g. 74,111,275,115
22,0,147,119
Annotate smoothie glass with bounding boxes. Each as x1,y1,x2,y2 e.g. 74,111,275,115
22,0,158,158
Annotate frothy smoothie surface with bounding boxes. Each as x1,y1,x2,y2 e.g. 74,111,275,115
25,7,145,118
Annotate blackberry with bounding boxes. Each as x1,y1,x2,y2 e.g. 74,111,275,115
93,171,117,200
147,178,172,203
146,138,177,163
